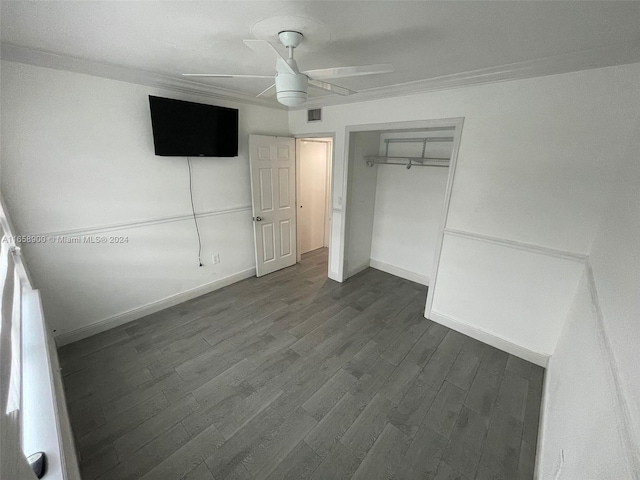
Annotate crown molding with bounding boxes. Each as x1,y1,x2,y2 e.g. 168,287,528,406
299,39,640,110
0,42,287,110
3,39,639,112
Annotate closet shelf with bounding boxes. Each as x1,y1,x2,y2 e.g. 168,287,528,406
366,136,452,169
365,156,450,168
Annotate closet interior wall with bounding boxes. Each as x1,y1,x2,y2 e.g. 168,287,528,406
344,128,452,284
344,131,380,277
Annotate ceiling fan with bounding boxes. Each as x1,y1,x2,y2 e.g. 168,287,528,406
182,30,394,107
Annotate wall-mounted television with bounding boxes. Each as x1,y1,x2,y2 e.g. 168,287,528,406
148,96,238,157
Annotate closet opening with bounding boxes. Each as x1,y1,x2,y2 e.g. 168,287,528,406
341,119,463,317
295,136,333,270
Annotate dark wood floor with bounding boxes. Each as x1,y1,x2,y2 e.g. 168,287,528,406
59,248,543,480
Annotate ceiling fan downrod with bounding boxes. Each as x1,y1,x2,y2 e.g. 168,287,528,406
275,31,307,107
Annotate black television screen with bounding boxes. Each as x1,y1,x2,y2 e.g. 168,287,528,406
148,96,238,157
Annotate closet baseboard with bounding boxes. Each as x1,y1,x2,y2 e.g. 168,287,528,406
369,259,429,286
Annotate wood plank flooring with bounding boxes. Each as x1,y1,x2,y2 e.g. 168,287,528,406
58,248,544,480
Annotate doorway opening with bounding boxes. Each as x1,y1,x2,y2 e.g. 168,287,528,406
340,119,463,317
296,137,333,265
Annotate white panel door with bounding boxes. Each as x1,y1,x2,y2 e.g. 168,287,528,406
250,135,297,277
299,141,328,254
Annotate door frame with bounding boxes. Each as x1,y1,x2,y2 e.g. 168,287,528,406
340,118,464,319
294,134,335,263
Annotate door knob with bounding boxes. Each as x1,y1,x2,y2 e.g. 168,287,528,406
254,216,263,222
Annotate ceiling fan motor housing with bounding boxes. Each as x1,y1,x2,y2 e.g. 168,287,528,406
275,72,308,106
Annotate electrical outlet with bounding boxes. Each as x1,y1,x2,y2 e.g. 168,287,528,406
212,253,221,264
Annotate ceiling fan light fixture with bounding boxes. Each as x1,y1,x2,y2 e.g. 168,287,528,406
277,92,307,107
183,28,393,106
275,72,308,106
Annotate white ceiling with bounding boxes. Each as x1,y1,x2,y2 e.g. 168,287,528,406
2,1,640,107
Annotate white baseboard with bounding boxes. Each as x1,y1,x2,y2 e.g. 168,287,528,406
429,310,549,367
370,259,429,286
54,268,256,346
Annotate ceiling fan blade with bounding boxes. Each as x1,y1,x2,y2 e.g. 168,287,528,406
305,63,394,79
182,74,273,78
309,79,356,96
257,83,276,98
243,39,296,75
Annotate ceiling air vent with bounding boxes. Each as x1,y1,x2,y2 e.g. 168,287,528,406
307,108,322,123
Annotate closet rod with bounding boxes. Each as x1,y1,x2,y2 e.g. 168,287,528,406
365,156,450,169
366,155,450,162
384,137,454,143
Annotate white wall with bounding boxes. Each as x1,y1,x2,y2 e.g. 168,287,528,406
432,234,584,362
588,110,640,454
539,269,635,479
539,106,640,479
0,60,289,343
289,62,640,360
370,131,450,285
344,131,379,276
539,74,640,479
